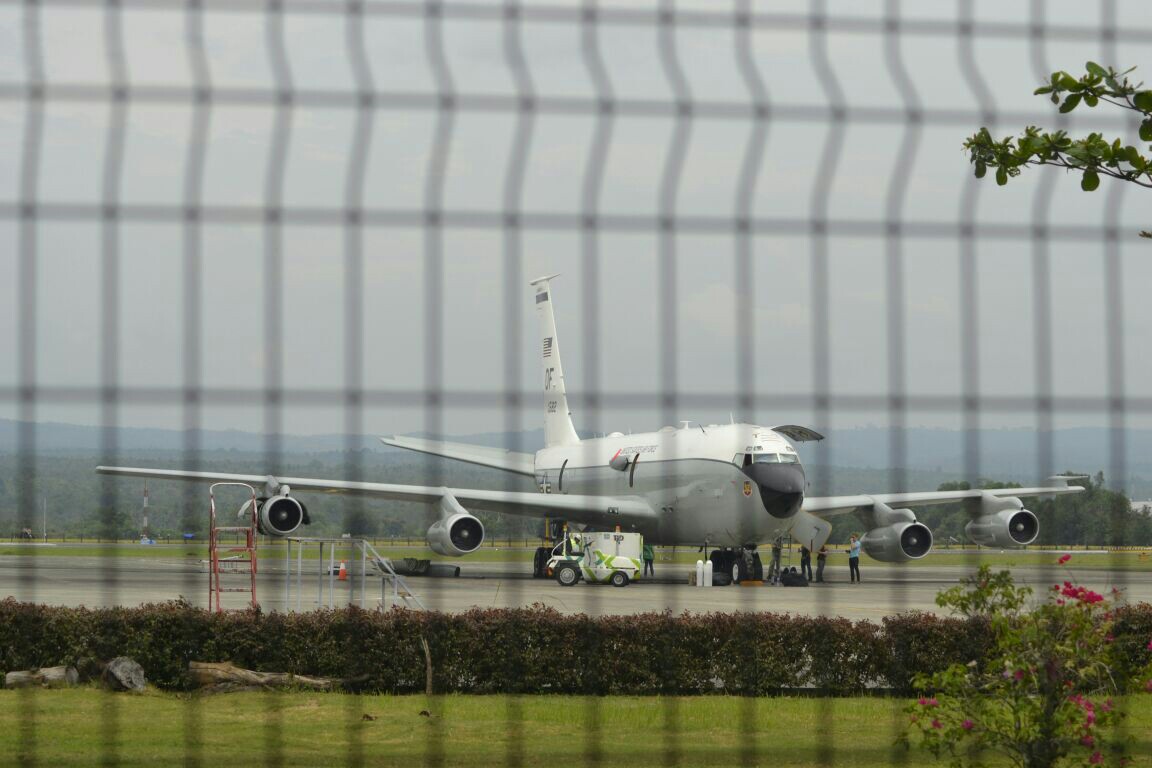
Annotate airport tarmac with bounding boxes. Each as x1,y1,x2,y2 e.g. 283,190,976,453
3,551,1151,621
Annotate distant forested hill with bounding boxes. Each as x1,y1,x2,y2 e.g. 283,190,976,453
2,419,1150,543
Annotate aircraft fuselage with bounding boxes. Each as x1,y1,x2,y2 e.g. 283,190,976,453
533,422,806,547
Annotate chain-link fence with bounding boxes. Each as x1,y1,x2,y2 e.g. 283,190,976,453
3,0,1151,765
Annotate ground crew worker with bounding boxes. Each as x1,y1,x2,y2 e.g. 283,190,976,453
769,537,783,583
815,544,828,582
800,544,813,581
642,542,655,577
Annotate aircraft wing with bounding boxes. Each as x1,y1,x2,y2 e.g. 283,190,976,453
803,479,1087,517
380,435,536,477
95,465,655,528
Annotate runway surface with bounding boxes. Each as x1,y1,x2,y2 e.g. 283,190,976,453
4,550,1151,620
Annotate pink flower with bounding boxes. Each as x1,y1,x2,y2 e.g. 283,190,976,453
1059,554,1072,564
931,719,942,730
1085,712,1096,726
1146,638,1152,651
1090,751,1103,765
1059,582,1105,604
1014,670,1025,681
961,719,974,731
1080,735,1095,747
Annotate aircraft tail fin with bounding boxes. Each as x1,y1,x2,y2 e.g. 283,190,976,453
530,275,581,447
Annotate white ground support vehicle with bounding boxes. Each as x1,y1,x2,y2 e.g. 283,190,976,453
546,531,644,587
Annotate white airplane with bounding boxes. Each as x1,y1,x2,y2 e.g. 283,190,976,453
98,275,1085,583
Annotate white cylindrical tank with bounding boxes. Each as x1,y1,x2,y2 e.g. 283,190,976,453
695,560,703,587
703,559,713,587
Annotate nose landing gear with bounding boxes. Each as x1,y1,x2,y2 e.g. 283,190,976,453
708,546,763,586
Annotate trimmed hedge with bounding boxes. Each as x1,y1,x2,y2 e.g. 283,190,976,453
1,598,1149,696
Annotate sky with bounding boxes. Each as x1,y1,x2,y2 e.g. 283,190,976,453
1,0,1151,440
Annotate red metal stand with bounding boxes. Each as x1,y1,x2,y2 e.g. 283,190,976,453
209,482,259,612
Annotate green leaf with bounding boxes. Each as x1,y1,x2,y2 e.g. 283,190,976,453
1034,86,1053,95
996,166,1008,186
975,161,987,179
1081,168,1100,191
1134,91,1152,112
1059,94,1082,113
1084,94,1098,107
1086,61,1107,78
1058,73,1079,90
1141,119,1152,142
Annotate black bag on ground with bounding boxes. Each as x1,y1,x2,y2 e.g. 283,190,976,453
779,570,809,587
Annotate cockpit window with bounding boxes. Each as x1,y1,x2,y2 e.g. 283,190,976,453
754,452,799,464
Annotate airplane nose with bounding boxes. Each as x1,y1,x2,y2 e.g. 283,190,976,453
743,463,806,520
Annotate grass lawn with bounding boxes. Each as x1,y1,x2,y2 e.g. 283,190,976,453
1,690,1150,767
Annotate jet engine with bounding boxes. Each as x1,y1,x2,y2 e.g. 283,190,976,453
966,492,1038,548
966,508,1039,548
861,521,934,562
427,513,485,557
239,494,309,537
858,501,933,562
426,490,485,557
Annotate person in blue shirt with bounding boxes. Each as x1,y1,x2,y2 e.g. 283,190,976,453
846,534,862,583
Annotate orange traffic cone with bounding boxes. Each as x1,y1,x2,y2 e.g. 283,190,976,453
338,560,348,581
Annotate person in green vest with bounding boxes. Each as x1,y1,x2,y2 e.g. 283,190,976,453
642,542,655,577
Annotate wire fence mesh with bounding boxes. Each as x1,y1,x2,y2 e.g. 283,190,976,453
3,0,1152,765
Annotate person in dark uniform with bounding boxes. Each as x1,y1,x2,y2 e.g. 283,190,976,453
799,544,813,581
815,544,828,582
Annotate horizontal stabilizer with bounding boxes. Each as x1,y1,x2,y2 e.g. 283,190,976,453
381,435,536,477
1047,474,1090,488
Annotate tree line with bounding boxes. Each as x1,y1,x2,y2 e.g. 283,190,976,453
1,452,1150,545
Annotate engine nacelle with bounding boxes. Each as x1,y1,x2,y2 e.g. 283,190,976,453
239,495,309,537
861,522,933,562
427,513,485,557
966,509,1039,548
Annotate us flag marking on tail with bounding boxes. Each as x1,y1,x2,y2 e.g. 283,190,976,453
542,337,553,358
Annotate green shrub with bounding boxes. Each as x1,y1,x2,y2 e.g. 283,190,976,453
0,596,1148,696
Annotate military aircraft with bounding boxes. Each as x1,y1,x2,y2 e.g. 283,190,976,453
98,275,1084,583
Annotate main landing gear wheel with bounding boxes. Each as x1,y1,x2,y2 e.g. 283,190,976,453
708,550,733,586
555,563,580,587
731,557,748,584
609,571,629,588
